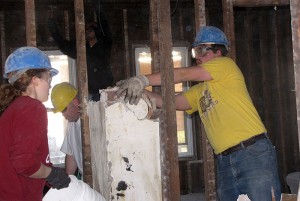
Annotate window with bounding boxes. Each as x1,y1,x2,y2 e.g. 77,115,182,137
43,51,70,166
135,47,194,157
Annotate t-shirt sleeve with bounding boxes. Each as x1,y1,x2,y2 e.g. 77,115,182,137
202,57,232,82
183,84,201,114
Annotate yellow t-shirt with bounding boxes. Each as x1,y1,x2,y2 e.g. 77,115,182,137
183,57,266,154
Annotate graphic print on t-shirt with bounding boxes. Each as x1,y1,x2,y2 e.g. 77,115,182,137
199,84,218,118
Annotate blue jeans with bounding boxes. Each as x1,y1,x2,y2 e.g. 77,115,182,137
216,138,281,201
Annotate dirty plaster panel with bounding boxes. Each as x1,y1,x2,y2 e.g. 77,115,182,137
88,96,162,201
88,101,110,199
106,102,162,201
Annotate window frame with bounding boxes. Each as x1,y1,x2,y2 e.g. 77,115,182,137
134,46,194,158
43,50,70,166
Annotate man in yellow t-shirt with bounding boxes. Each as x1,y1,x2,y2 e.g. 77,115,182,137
116,26,281,201
183,56,266,154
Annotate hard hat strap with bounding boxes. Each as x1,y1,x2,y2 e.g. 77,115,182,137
8,69,28,84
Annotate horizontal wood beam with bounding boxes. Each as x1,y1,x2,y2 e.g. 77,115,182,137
232,0,289,7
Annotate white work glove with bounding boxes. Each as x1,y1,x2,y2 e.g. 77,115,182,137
116,75,149,105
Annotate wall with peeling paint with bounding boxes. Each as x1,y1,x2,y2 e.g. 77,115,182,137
88,90,162,201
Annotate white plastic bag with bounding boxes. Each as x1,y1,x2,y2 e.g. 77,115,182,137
237,194,251,201
43,175,106,201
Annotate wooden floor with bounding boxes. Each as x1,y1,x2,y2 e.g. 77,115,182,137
181,193,205,201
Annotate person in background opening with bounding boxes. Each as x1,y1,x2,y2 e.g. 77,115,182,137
50,82,83,179
48,0,113,101
0,47,71,201
116,26,282,201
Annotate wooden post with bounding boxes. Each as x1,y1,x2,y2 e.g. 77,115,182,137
290,0,300,153
194,0,217,200
123,9,130,78
64,10,70,40
149,0,180,200
25,0,36,47
74,0,93,187
194,0,206,31
222,0,236,61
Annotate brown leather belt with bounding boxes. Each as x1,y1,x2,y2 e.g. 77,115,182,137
219,133,267,156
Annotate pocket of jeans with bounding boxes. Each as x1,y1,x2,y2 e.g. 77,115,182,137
245,139,271,156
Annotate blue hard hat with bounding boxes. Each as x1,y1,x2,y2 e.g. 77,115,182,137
192,26,229,49
3,46,58,78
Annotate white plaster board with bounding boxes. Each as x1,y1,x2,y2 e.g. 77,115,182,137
106,102,162,201
88,101,111,200
88,93,162,201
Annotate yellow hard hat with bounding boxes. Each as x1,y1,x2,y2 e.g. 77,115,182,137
51,82,78,113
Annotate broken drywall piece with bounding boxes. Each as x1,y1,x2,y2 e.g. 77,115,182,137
87,101,111,200
100,87,155,120
88,89,162,201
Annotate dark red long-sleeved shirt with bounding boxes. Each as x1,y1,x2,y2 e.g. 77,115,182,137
0,96,51,201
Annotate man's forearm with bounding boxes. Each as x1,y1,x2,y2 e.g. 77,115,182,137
65,154,78,175
146,66,212,86
144,90,163,108
146,73,162,86
145,68,191,86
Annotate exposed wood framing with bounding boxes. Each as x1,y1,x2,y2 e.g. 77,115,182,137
222,0,236,61
149,0,161,94
73,0,93,187
0,11,5,75
149,1,160,75
290,0,300,152
150,0,180,200
64,10,70,40
225,0,290,60
232,0,289,7
225,0,299,162
272,10,289,179
194,0,206,31
194,0,217,200
201,126,216,201
178,10,184,40
258,11,272,136
123,9,130,78
25,0,36,47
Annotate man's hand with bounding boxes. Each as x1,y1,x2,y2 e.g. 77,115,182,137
46,167,71,190
116,75,149,105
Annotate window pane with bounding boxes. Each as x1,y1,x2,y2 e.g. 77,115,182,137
137,51,152,91
177,111,186,144
43,52,69,165
173,51,183,92
135,47,194,157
